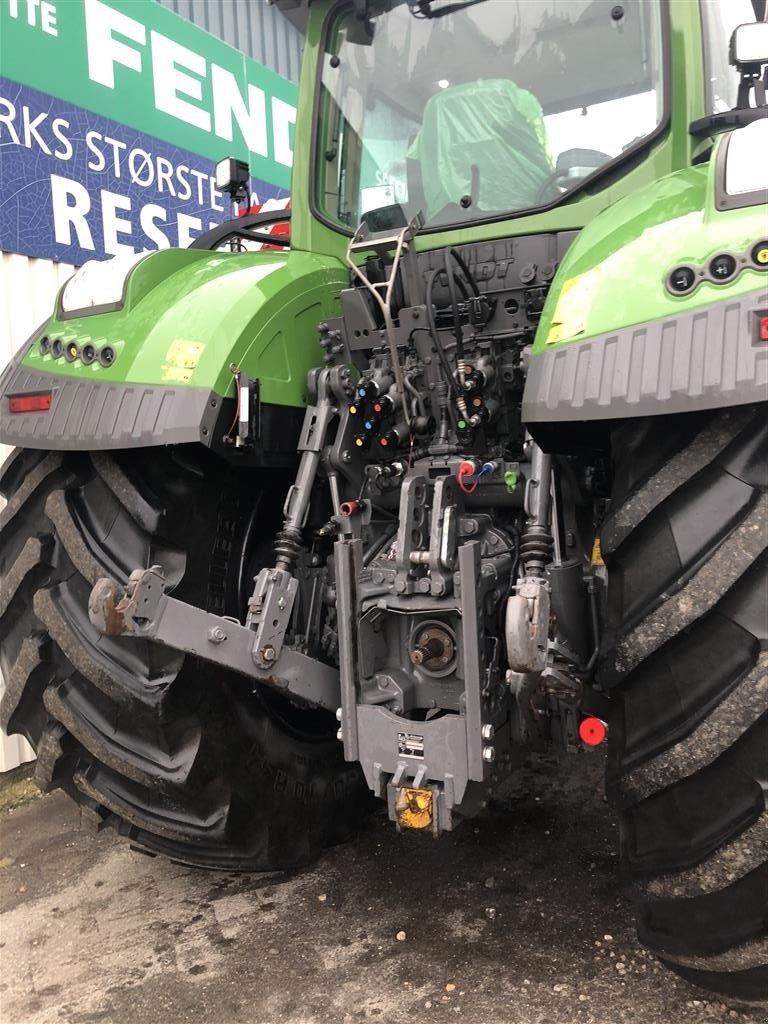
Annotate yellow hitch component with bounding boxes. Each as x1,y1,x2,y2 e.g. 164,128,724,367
591,536,605,567
395,787,434,830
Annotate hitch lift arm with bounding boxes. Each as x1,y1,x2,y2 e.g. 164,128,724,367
88,569,341,712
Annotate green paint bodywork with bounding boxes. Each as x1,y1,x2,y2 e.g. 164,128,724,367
21,249,348,405
532,135,768,356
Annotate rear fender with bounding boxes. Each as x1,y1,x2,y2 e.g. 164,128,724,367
524,121,768,428
0,248,348,452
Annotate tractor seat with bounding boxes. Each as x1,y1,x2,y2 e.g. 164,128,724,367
407,79,553,223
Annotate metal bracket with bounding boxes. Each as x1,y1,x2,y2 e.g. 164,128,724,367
247,568,298,668
428,475,461,595
88,569,341,711
457,541,488,782
349,211,425,256
396,474,429,571
505,578,551,674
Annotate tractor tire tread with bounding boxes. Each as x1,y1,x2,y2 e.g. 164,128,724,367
0,448,368,872
599,404,768,1000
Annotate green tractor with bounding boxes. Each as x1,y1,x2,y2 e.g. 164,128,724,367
1,0,766,999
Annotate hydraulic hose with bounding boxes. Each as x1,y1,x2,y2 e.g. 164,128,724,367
448,247,480,296
443,248,466,366
425,271,459,393
404,371,427,420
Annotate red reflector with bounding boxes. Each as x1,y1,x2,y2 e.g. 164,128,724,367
9,392,52,414
579,716,607,747
760,316,768,342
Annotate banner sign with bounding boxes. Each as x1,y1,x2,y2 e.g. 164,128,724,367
0,0,297,264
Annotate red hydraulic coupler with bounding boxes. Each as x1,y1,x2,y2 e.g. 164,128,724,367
579,716,608,748
339,500,362,517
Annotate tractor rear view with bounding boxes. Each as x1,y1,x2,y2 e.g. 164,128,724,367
0,0,766,1000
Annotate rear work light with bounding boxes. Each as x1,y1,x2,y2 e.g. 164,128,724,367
9,392,53,414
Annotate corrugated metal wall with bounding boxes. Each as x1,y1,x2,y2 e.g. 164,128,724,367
0,253,76,772
158,0,304,82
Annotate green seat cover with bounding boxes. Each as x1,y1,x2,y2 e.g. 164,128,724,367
408,79,552,220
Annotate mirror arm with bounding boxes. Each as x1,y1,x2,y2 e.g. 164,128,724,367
689,105,768,138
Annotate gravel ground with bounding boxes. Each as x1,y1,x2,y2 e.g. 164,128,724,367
0,754,764,1024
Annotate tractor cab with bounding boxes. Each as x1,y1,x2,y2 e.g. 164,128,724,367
268,0,768,257
313,0,664,230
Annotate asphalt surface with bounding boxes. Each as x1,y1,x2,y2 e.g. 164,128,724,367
0,754,764,1024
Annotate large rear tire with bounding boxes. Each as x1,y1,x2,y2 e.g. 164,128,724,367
598,404,767,1000
0,447,369,870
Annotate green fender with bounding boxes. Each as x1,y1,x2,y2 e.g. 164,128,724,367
0,249,348,451
524,132,768,424
19,248,348,402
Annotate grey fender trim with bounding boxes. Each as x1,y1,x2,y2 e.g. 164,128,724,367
522,288,768,422
0,363,214,450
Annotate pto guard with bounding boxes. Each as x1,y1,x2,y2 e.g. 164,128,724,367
523,124,768,424
0,247,348,451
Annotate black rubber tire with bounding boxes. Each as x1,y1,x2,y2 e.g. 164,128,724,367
598,404,768,1001
0,447,369,870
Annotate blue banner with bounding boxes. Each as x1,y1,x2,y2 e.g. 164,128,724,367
0,77,289,265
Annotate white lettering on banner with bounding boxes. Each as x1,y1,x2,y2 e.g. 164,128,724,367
189,167,209,205
85,0,145,91
210,182,224,213
85,130,106,171
129,147,154,187
50,175,221,252
104,136,127,176
0,97,21,144
0,94,226,209
150,30,210,132
40,0,57,35
140,204,170,249
51,117,73,160
22,107,51,153
157,157,177,197
271,97,296,168
8,0,58,35
177,212,202,249
2,87,274,260
212,65,267,157
51,175,95,251
101,189,134,255
79,0,297,163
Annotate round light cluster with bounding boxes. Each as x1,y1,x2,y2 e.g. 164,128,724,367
666,241,768,296
39,336,116,367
